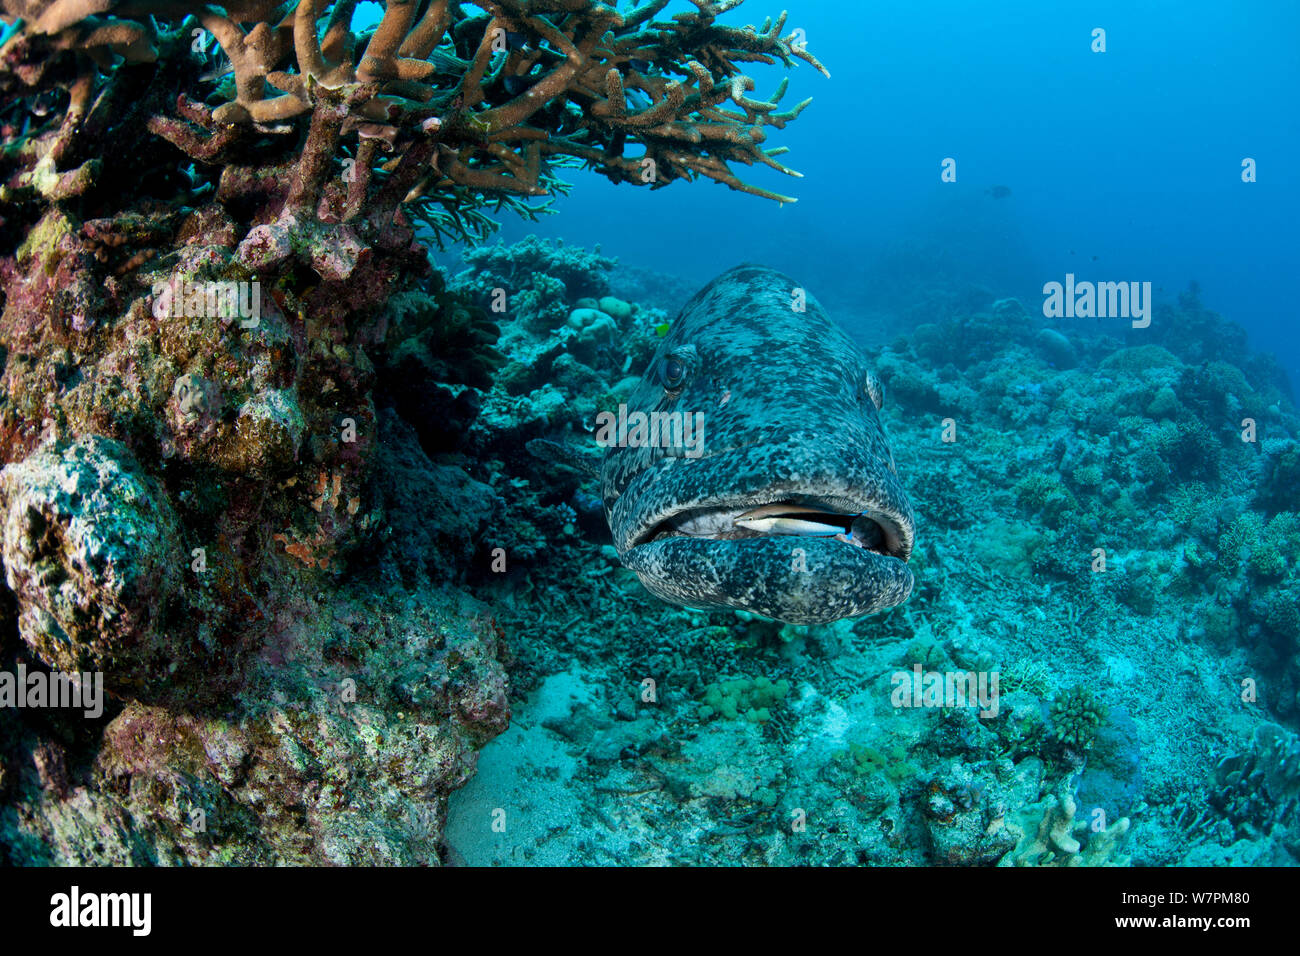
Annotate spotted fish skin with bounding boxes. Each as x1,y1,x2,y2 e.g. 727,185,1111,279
600,264,916,625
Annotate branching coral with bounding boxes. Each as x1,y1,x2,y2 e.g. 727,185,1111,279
1049,684,1106,751
459,234,617,302
2,0,827,232
1001,657,1052,697
1218,509,1299,580
1258,440,1300,515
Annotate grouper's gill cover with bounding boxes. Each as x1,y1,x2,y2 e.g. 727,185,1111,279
600,265,916,625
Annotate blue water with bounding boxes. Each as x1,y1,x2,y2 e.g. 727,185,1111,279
484,0,1300,386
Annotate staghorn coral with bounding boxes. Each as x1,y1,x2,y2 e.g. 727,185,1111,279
2,0,827,222
1258,439,1300,515
1001,657,1052,697
1218,511,1264,572
1165,481,1217,530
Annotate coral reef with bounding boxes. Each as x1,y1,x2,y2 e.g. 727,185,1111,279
434,261,1296,868
1,0,826,214
461,234,617,305
2,578,510,864
1,3,1296,872
0,0,822,863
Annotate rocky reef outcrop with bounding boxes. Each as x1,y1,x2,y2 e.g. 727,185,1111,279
0,0,820,863
1,437,183,700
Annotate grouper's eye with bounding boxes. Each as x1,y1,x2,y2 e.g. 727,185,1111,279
661,358,686,388
655,348,696,392
653,344,697,395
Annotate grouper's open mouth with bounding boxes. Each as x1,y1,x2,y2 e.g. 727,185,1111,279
634,496,909,560
614,482,915,625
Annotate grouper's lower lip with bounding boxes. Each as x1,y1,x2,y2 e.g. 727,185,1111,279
620,534,915,625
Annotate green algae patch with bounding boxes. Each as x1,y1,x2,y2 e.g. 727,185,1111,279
841,742,917,785
16,208,74,273
698,675,791,724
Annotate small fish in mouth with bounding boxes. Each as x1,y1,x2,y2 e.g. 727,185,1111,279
734,502,882,541
601,265,916,625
